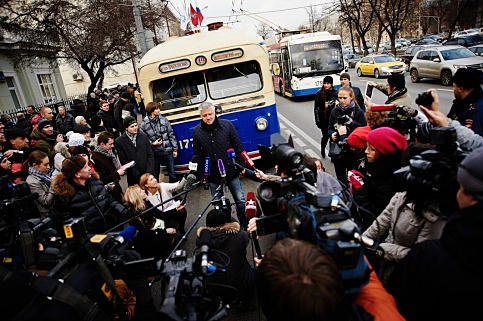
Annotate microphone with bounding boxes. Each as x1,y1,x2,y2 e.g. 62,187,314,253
116,225,137,244
370,104,396,112
177,173,200,192
203,157,211,190
241,151,256,170
188,160,198,174
245,192,262,259
217,159,226,178
199,229,215,275
227,148,236,165
101,225,137,255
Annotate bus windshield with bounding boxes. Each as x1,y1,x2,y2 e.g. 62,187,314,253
290,40,343,76
206,60,262,99
152,72,206,110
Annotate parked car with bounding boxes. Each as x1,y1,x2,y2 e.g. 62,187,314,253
345,53,361,68
398,38,411,47
469,44,483,56
424,34,443,43
401,44,438,70
415,38,439,45
409,45,483,86
454,29,479,38
355,54,405,78
444,34,483,47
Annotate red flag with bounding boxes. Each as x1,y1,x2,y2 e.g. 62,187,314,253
190,4,198,26
195,7,204,26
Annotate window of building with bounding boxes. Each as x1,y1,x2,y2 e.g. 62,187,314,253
36,73,57,104
5,76,22,109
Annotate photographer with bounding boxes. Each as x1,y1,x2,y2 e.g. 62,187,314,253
388,147,483,321
257,238,405,321
367,74,412,106
52,155,126,233
328,87,367,183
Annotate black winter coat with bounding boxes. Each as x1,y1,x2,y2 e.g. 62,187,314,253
52,172,125,233
327,103,367,137
192,117,244,184
115,131,154,186
314,88,337,130
55,113,75,135
388,203,483,321
113,98,128,132
197,222,254,302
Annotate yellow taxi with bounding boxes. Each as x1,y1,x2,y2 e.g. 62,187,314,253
355,54,406,78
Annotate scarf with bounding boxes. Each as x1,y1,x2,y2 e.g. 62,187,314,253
386,87,408,104
126,132,137,147
94,145,121,169
29,166,52,184
200,116,220,132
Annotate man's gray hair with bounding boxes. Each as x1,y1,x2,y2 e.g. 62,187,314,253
199,101,215,112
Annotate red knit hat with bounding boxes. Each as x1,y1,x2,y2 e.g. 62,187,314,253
347,126,371,149
367,127,407,155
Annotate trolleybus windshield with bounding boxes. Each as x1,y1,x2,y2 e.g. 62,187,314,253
290,40,344,76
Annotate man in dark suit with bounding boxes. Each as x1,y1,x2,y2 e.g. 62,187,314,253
114,116,154,186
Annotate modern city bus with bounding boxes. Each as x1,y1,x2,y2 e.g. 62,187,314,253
137,25,280,173
268,32,345,97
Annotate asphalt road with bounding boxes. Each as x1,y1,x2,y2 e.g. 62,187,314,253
144,71,455,320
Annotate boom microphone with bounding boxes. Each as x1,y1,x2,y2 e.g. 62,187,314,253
241,151,256,170
245,192,262,259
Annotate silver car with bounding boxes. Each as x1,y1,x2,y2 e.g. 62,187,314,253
410,45,483,86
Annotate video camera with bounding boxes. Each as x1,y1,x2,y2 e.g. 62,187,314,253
255,142,372,294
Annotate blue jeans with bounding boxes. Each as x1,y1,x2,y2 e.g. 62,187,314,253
154,152,176,182
210,177,247,228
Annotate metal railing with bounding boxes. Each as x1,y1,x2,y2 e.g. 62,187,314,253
1,94,87,122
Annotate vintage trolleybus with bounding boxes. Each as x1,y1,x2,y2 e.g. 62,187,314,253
138,25,280,173
268,32,345,97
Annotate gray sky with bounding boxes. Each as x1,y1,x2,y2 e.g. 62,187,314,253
167,0,334,34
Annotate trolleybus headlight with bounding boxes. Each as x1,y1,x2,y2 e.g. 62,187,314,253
255,117,268,131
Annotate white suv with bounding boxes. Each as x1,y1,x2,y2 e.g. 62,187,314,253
409,45,483,86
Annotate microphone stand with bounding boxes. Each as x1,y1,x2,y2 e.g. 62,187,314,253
165,184,224,262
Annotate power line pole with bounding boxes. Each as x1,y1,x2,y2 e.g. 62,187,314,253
132,0,148,56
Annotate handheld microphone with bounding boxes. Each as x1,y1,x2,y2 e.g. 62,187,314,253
188,161,198,174
227,148,236,165
217,159,226,178
199,229,215,275
245,192,262,259
241,151,256,170
116,225,137,244
370,104,396,112
203,157,211,190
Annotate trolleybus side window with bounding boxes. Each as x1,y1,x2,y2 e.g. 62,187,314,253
205,60,262,100
152,72,206,110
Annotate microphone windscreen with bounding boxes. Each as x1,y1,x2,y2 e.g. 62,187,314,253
217,159,226,177
245,192,257,220
199,229,212,247
119,225,137,242
204,157,211,175
227,148,235,160
241,151,255,168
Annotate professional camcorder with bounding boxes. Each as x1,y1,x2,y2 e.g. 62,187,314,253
255,142,372,294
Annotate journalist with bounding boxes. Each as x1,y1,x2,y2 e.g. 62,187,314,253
368,74,412,106
388,147,483,321
257,238,405,321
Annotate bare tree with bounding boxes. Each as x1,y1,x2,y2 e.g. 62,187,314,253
0,0,163,93
256,23,273,40
367,0,414,54
338,0,375,55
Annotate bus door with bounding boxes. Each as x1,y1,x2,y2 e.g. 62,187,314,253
281,48,291,94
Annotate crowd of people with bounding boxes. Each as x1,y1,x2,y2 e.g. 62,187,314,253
1,66,483,321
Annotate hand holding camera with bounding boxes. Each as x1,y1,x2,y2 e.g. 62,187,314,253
339,115,353,126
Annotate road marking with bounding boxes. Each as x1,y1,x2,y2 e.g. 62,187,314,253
279,123,286,129
306,149,318,158
279,114,320,151
282,129,291,136
294,137,306,147
437,88,453,92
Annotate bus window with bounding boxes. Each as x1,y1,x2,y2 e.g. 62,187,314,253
152,72,206,110
205,60,262,99
290,40,343,75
